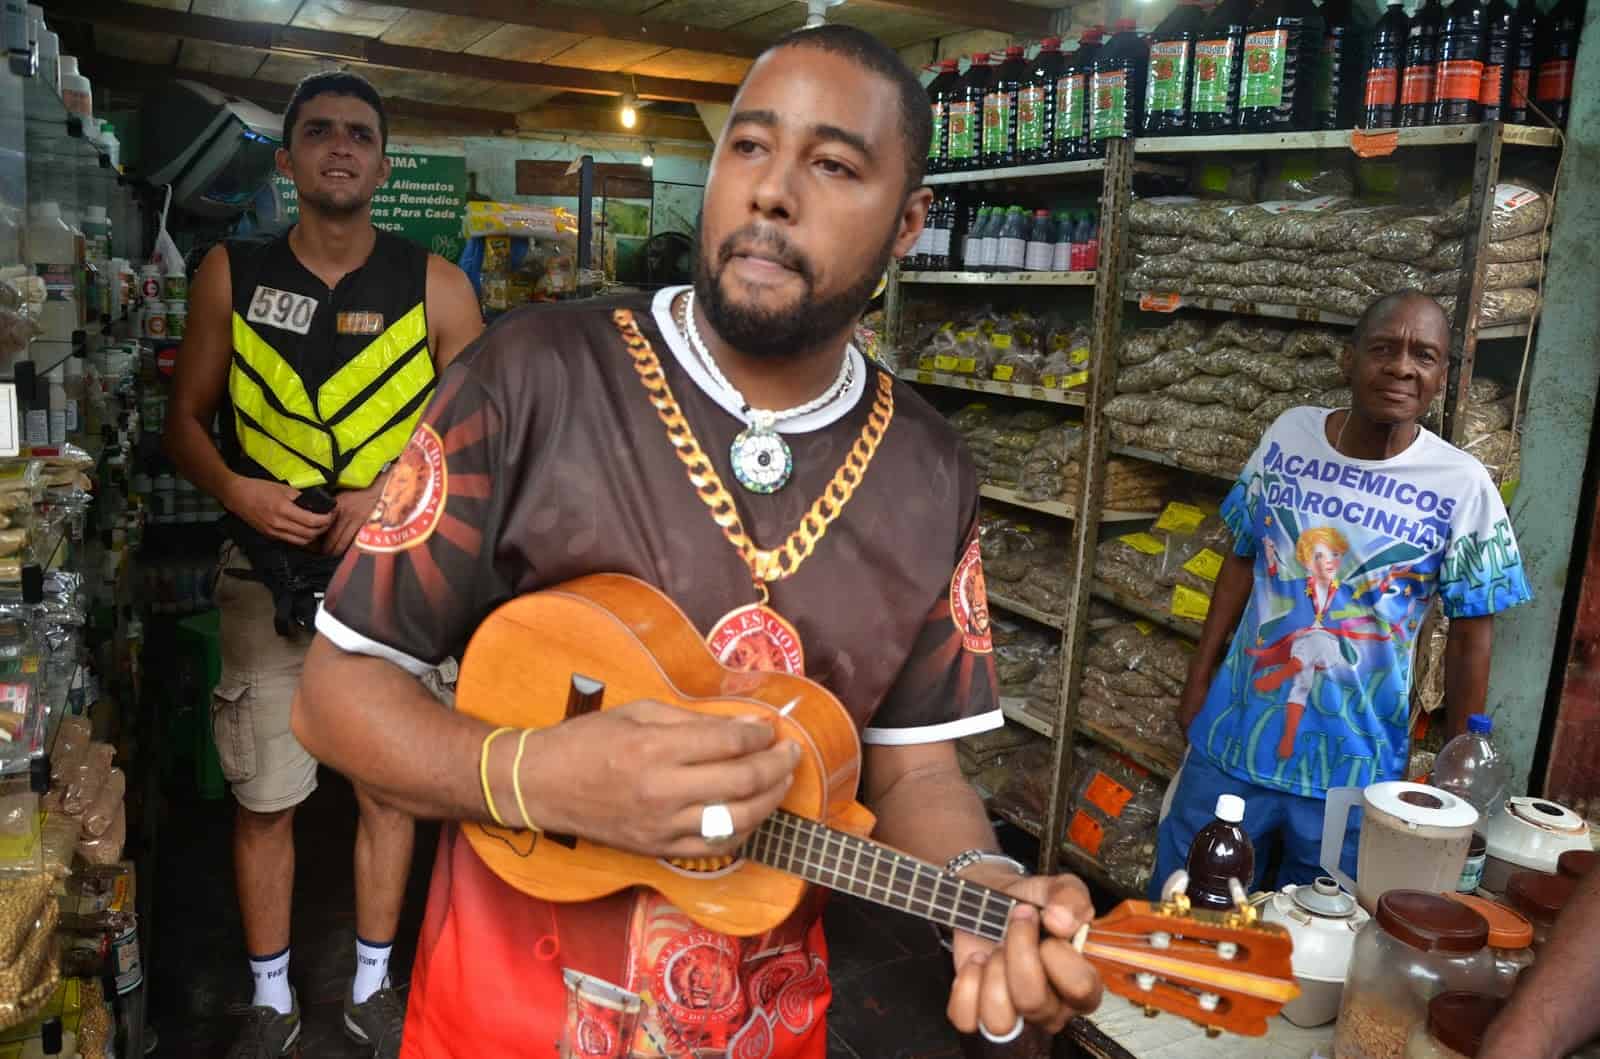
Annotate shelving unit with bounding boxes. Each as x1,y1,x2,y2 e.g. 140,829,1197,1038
900,270,1095,286
892,121,1561,883
979,483,1155,522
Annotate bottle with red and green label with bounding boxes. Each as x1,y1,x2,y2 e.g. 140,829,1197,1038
1313,0,1357,129
1433,0,1488,124
1056,28,1104,159
1144,0,1208,134
1089,19,1149,153
1361,0,1410,128
1401,0,1443,128
947,54,990,171
1238,0,1325,131
1019,38,1064,164
924,59,961,174
1191,0,1254,132
983,45,1027,169
1534,0,1582,127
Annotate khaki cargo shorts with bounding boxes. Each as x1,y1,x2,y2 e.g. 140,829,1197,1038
212,547,319,814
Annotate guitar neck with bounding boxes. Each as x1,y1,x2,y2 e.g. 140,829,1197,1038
746,811,1016,944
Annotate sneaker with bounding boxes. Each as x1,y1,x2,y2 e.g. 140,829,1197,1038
226,989,301,1058
345,984,407,1057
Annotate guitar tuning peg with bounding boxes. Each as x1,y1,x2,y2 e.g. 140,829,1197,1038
1204,1025,1222,1038
1143,1006,1160,1019
1159,870,1191,916
1228,877,1259,925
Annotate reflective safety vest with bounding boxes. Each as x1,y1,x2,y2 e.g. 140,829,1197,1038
222,231,436,491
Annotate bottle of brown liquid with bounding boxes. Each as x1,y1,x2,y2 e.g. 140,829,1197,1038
1185,794,1256,910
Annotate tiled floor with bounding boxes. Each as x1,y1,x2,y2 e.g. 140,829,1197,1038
146,770,1080,1057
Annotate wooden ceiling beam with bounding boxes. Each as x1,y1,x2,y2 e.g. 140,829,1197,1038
41,0,737,103
393,0,767,60
86,54,519,131
847,0,1058,36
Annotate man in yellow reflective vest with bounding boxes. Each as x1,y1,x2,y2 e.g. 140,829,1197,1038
163,72,483,1058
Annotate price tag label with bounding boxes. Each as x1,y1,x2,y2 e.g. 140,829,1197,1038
1154,501,1207,534
1119,532,1166,556
1140,292,1183,312
992,333,1013,350
993,365,1015,382
1041,374,1058,389
917,355,935,371
934,354,959,372
1062,370,1090,389
1067,810,1105,856
1183,548,1225,582
1350,128,1400,158
1133,620,1155,636
1070,346,1092,365
1171,583,1212,622
956,356,977,374
1085,771,1135,817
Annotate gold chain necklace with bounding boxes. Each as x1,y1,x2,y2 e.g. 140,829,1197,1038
612,305,894,603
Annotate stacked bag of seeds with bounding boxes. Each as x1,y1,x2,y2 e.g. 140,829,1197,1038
911,309,1095,389
980,512,1075,619
952,404,1066,490
1059,743,1166,893
1016,421,1176,511
957,724,1046,805
1127,182,1550,326
1080,618,1192,766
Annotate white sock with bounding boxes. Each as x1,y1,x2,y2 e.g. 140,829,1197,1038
249,948,293,1015
353,937,393,1005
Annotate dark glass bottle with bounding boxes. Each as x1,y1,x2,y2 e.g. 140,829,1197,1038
1059,28,1105,158
1363,0,1410,128
1144,0,1209,134
1507,0,1539,122
1401,0,1444,127
1534,0,1584,127
1478,0,1516,120
924,59,961,174
1315,0,1357,129
1239,0,1327,132
1185,795,1257,911
1434,0,1489,124
947,54,991,171
1020,38,1065,164
1088,19,1149,154
1191,0,1256,131
983,45,1028,169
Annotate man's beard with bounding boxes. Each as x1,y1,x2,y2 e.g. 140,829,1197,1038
298,187,372,218
693,220,897,360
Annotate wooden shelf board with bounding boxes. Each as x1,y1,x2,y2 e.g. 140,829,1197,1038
1133,123,1559,154
1109,444,1240,483
999,697,1055,738
900,269,1095,286
1129,292,1535,338
899,370,1088,405
1090,582,1205,640
989,594,1066,630
980,484,1156,522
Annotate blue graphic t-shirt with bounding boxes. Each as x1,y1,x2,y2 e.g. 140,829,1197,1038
1190,407,1533,798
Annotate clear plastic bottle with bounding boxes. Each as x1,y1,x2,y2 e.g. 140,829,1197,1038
995,206,1028,273
1185,794,1255,910
1051,209,1075,271
1024,209,1055,271
25,201,78,348
57,54,91,119
1432,713,1512,819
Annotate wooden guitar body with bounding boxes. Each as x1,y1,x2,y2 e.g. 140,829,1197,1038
456,573,874,937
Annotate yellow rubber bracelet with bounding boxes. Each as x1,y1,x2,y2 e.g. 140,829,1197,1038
479,726,516,828
512,728,540,833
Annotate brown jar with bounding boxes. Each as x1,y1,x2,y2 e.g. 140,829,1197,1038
1404,992,1506,1059
1505,869,1578,950
1558,848,1599,880
1443,891,1534,995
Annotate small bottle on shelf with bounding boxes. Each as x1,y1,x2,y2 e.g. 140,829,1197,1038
1362,0,1411,129
1024,209,1056,272
1401,0,1444,128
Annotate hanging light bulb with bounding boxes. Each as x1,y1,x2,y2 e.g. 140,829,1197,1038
641,142,655,168
619,92,638,129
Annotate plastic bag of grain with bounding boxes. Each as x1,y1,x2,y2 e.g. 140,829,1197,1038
1420,230,1549,270
1437,287,1542,324
1354,212,1443,262
1434,183,1550,240
1117,349,1202,393
1423,259,1544,295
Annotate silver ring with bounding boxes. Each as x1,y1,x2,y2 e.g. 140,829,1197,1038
978,1016,1026,1044
699,803,735,842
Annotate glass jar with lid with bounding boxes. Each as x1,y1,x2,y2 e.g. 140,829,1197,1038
1505,869,1577,951
1443,892,1534,995
1404,992,1505,1059
1332,890,1496,1059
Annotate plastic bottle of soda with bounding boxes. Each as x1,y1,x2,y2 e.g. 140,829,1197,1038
1185,795,1256,911
1051,209,1075,271
1477,0,1517,120
1507,0,1539,122
1534,0,1582,127
1363,0,1410,127
1191,0,1255,132
1238,0,1326,132
1401,0,1444,127
980,206,1007,271
962,205,991,271
1144,0,1209,134
1024,209,1056,271
1082,211,1101,270
1434,0,1489,124
1089,19,1149,154
1315,0,1357,129
947,54,990,171
924,59,961,174
1058,28,1104,159
1020,38,1064,164
984,45,1027,170
995,206,1028,273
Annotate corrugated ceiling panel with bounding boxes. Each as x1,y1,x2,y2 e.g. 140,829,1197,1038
254,51,342,85
624,49,751,83
378,11,500,51
465,25,591,64
540,36,670,72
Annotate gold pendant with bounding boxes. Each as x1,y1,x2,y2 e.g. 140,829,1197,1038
707,603,805,676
